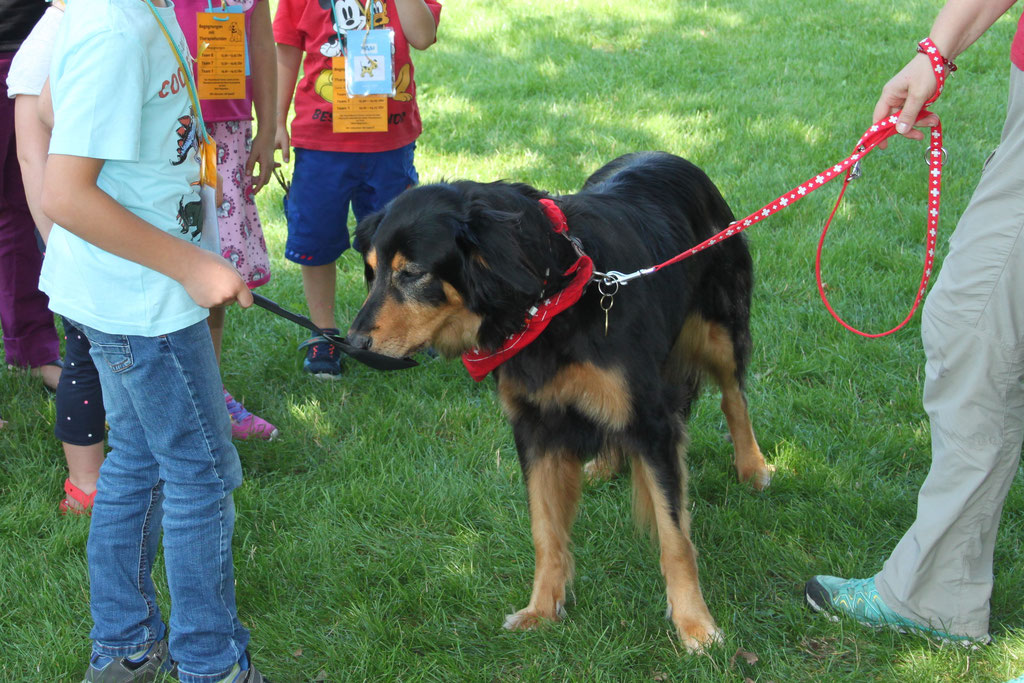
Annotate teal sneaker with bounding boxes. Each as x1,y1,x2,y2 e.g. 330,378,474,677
804,575,989,647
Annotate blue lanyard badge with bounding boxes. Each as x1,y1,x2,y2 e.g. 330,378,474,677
345,28,395,97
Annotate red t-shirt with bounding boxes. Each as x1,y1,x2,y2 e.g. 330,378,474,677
273,0,441,153
1012,10,1024,71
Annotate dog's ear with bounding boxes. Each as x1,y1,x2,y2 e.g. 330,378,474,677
354,210,384,257
354,210,385,289
456,200,549,349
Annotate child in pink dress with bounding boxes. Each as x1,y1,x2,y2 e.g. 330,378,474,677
173,0,278,440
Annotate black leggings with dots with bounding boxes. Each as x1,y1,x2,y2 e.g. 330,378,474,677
54,317,105,446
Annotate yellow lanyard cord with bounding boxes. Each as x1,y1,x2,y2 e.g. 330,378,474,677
143,0,217,187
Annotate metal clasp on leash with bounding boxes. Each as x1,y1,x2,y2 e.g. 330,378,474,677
848,144,947,182
592,269,652,288
849,145,867,181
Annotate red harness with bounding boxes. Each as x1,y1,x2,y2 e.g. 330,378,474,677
461,199,594,381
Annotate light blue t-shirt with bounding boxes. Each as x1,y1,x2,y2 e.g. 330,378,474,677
39,0,210,337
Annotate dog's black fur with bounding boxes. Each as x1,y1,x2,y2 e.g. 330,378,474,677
349,151,771,651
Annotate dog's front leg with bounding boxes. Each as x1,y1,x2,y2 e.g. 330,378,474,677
633,454,723,653
503,452,582,631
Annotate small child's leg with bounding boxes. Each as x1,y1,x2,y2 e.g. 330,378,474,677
283,148,354,379
55,317,105,513
300,262,338,331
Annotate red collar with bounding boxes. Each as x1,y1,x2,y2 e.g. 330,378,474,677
462,198,594,381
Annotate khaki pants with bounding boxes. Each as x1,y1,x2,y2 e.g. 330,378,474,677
875,65,1024,640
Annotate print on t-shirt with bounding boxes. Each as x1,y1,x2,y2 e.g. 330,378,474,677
312,0,412,105
172,110,204,241
317,0,386,57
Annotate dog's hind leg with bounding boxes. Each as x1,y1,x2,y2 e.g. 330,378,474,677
504,452,582,631
676,316,773,490
632,444,722,653
582,443,625,483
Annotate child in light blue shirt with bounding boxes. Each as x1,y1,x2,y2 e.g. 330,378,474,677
40,0,267,680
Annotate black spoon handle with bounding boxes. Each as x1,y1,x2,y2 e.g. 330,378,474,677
250,293,418,371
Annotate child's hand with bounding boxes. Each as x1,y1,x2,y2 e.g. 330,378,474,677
246,129,276,194
274,126,291,164
181,248,254,309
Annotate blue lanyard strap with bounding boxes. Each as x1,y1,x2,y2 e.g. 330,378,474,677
330,0,377,57
143,0,211,143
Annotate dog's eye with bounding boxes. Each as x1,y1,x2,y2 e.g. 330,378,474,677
396,267,427,283
363,263,375,285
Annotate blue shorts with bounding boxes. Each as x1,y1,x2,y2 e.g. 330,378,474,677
283,143,418,266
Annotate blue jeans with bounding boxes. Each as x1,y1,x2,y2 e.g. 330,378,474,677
76,319,249,682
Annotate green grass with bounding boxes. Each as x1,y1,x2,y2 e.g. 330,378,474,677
3,0,1024,680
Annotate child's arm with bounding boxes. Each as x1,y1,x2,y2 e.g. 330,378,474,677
42,154,254,310
395,0,438,50
246,0,277,194
274,43,302,164
14,91,54,242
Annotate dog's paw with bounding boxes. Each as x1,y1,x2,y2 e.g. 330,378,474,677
666,603,724,654
738,462,775,492
583,457,616,483
678,622,725,654
503,602,566,630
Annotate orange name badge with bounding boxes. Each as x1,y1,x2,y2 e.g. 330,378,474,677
196,13,246,100
331,57,387,133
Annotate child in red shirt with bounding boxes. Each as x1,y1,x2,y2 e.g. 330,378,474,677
273,0,441,378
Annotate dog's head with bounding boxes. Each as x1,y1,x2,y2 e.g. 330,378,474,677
348,181,572,359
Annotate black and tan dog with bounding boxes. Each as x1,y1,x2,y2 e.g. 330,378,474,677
347,151,772,652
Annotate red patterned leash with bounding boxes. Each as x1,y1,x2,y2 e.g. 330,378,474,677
594,38,952,338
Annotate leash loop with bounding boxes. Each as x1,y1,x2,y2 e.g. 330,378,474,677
816,37,947,337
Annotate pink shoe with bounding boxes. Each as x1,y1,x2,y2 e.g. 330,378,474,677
224,389,279,441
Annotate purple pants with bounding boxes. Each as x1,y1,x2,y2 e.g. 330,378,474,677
0,51,59,368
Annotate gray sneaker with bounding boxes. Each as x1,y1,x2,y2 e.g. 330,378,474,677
175,652,267,683
82,638,176,682
233,653,269,682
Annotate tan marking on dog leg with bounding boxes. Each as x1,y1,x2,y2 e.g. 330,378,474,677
504,454,582,631
496,376,526,422
674,316,772,490
634,453,722,653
